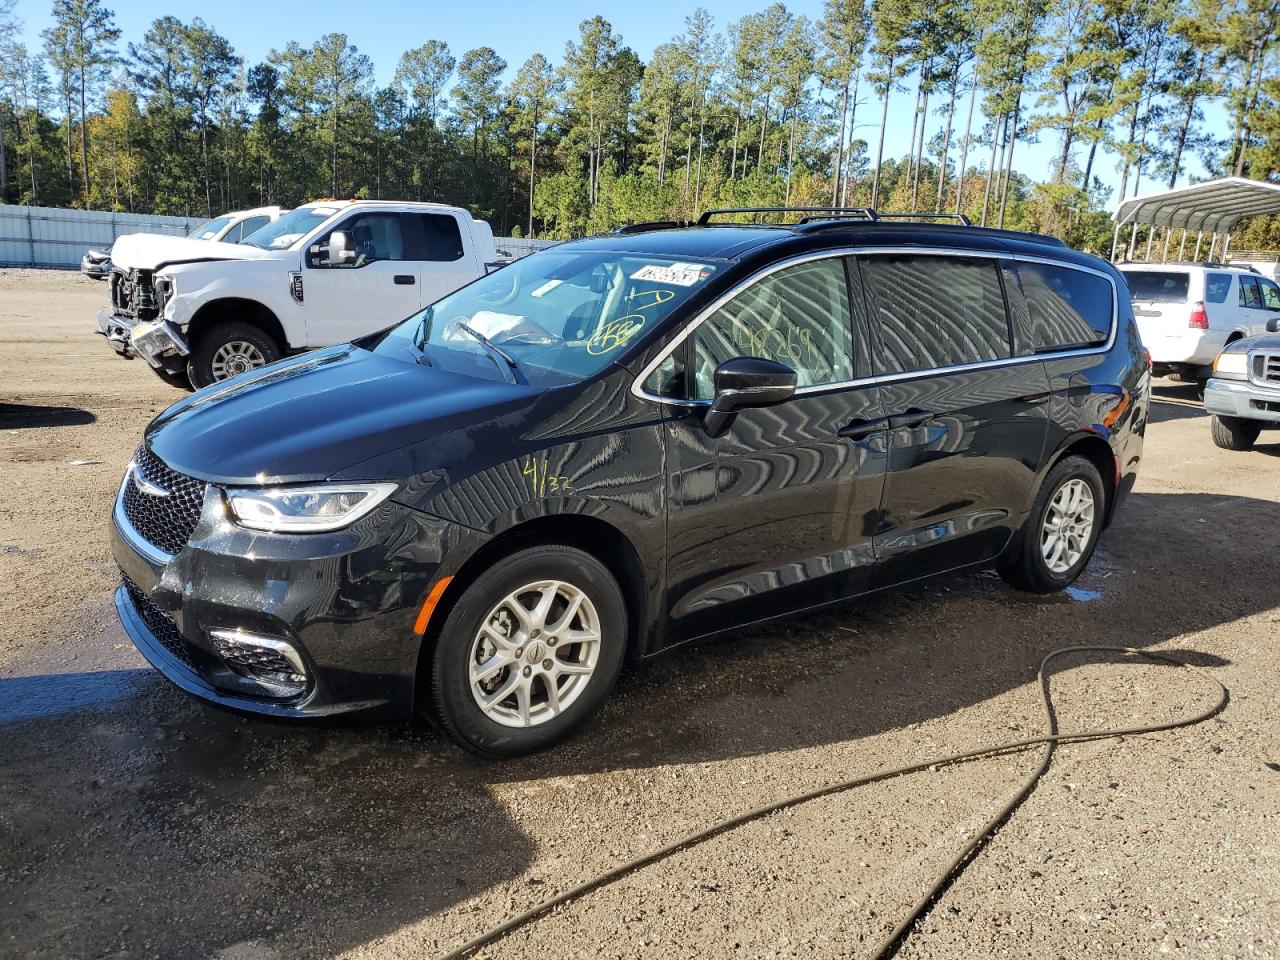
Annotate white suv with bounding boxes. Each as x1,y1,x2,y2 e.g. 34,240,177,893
97,200,498,388
1118,262,1280,382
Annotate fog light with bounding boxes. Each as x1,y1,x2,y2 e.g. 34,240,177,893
209,629,308,697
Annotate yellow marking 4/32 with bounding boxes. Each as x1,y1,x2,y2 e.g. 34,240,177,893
522,455,574,496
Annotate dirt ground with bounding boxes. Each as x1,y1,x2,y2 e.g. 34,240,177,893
0,268,1276,960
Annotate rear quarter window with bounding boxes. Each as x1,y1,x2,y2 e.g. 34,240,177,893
1120,270,1189,302
1016,262,1114,352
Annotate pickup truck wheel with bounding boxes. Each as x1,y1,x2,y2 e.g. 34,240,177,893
427,545,627,758
998,455,1105,594
1210,414,1261,451
187,321,280,388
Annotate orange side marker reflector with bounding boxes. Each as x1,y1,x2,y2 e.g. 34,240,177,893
413,576,454,635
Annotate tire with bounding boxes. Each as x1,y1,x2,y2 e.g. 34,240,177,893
187,321,280,388
428,545,627,757
998,454,1106,594
1210,414,1261,451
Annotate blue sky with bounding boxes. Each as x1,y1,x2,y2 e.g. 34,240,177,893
12,0,1215,205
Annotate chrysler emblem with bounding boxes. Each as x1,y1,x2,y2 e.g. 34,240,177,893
130,460,171,497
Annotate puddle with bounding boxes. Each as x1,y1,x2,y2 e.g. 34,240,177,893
0,669,149,724
1065,586,1103,602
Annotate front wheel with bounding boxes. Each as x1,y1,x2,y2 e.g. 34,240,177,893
1210,415,1260,451
428,545,627,757
187,321,280,388
999,455,1105,593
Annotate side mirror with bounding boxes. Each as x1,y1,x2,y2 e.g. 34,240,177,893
1267,317,1280,332
703,357,797,437
327,230,355,266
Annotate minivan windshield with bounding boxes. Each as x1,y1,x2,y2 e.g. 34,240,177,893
374,249,718,387
241,206,340,250
1121,270,1190,303
193,215,233,241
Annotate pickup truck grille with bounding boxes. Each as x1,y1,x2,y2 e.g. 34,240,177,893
121,445,208,555
1252,352,1280,386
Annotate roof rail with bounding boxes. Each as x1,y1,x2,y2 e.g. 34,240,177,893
873,211,972,226
696,206,877,225
611,220,689,235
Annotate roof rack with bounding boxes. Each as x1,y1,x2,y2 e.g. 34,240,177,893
697,206,877,225
611,220,690,235
874,211,972,225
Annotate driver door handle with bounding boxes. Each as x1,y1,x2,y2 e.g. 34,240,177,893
838,416,889,440
394,274,415,285
887,408,935,429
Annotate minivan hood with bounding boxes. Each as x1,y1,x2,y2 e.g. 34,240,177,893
145,346,542,485
111,233,264,271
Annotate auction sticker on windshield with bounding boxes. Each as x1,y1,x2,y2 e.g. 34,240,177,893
630,262,715,286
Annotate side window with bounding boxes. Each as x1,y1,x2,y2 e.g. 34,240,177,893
1205,272,1232,304
319,213,406,268
237,216,270,242
859,254,1010,374
1239,276,1263,308
691,258,853,399
643,350,685,399
421,214,464,262
1015,261,1113,352
1257,278,1280,310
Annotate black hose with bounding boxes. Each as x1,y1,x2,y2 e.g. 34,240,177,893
437,645,1229,960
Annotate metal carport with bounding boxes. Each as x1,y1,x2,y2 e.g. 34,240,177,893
1110,176,1280,262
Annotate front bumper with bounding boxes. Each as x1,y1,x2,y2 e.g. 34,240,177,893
111,477,476,719
96,308,134,358
1204,377,1280,424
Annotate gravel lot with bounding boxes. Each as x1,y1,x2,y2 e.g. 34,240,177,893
0,268,1277,960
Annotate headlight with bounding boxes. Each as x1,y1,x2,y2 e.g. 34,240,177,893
224,483,397,532
1212,350,1248,379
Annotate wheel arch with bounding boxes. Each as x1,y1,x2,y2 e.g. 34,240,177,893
411,513,651,713
187,298,288,353
1042,432,1118,524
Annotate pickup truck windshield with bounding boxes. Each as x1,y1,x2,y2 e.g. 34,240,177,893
374,250,718,387
242,206,340,250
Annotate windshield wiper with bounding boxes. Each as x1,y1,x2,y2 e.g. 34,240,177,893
455,321,527,385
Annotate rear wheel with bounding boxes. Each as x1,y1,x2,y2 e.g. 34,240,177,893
1210,414,1261,451
187,321,280,388
999,455,1105,593
428,545,627,757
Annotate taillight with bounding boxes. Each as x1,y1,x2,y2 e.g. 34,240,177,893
1189,301,1208,329
1144,347,1152,371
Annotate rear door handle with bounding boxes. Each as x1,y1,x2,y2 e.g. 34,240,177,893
838,416,889,440
887,408,935,429
394,274,416,285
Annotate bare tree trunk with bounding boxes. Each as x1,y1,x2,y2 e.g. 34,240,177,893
905,78,922,197
1231,41,1260,176
912,84,929,208
528,106,538,237
831,75,849,206
730,112,739,180
934,74,958,211
871,63,893,210
953,62,978,213
981,112,1004,226
1168,92,1197,189
78,72,90,203
998,95,1022,228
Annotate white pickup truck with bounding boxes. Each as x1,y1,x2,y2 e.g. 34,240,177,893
97,200,498,387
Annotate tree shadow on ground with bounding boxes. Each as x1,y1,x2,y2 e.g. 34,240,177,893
0,490,1274,959
0,402,97,430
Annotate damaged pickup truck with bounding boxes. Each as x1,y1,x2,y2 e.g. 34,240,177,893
97,200,498,388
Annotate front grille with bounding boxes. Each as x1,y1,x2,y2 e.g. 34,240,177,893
121,445,208,554
1253,352,1280,385
122,574,194,668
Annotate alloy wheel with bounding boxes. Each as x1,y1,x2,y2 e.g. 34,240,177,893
211,340,268,380
1040,477,1095,574
468,579,601,728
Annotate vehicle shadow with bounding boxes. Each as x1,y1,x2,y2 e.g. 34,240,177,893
0,490,1273,960
1148,381,1206,424
0,402,97,429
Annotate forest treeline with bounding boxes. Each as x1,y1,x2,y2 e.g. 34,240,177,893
1,0,1279,253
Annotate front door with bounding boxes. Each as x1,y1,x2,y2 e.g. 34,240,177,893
660,255,887,641
855,251,1050,585
303,212,422,345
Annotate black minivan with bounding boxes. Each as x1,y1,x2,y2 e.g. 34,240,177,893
111,209,1148,756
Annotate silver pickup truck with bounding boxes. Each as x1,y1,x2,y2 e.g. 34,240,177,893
1204,317,1280,450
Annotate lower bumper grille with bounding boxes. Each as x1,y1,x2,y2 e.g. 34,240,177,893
122,574,195,669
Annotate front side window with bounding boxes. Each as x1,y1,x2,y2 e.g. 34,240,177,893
1239,276,1263,308
1016,261,1113,352
1205,272,1232,304
316,213,407,268
234,216,271,245
373,250,717,388
690,258,854,399
860,254,1010,374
